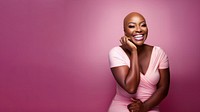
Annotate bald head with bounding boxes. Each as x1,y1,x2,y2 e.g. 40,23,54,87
123,12,146,27
123,12,148,44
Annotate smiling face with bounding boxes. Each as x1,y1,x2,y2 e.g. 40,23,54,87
124,12,148,46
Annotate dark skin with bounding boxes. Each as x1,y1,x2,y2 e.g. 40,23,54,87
111,12,170,112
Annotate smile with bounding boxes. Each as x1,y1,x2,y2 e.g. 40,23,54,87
133,34,144,41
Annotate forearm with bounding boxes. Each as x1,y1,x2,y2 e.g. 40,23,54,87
124,51,140,94
143,87,169,110
143,68,170,110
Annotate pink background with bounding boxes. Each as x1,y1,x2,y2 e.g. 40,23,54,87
0,0,200,112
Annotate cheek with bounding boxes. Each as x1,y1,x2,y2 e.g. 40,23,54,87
124,28,133,35
141,27,148,32
143,27,148,33
145,29,148,36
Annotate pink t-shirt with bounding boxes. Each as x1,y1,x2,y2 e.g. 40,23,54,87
108,46,169,112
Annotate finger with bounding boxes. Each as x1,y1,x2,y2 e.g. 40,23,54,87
127,104,134,110
122,36,127,44
129,106,138,110
131,98,137,101
125,37,129,44
125,36,131,40
126,37,133,44
120,39,123,44
136,99,142,104
125,36,130,44
128,107,134,111
120,36,125,45
121,37,126,45
128,38,133,43
131,98,139,102
130,106,139,112
128,103,139,110
130,109,139,112
126,37,134,46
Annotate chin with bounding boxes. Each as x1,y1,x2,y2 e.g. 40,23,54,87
132,40,146,46
135,43,145,46
131,36,147,44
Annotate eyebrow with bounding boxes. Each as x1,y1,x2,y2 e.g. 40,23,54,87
128,21,146,24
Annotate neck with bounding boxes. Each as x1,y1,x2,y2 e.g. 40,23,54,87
136,44,146,54
120,44,146,56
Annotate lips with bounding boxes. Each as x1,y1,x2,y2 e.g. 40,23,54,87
133,34,144,41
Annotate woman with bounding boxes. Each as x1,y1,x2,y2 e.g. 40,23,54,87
108,12,170,112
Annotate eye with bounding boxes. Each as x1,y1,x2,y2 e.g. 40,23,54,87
128,25,135,28
141,24,147,27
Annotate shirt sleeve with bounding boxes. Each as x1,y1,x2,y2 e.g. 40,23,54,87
108,47,127,68
158,48,169,69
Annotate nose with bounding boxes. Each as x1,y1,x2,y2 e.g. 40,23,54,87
135,26,142,33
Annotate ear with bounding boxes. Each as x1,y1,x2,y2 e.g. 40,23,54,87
123,27,126,34
124,32,128,37
124,28,128,36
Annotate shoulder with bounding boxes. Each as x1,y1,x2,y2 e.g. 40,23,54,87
108,46,128,61
109,46,122,52
153,46,167,55
109,46,124,56
108,46,128,67
153,46,169,63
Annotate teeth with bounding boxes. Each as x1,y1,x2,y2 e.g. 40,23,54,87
133,34,144,40
134,35,143,38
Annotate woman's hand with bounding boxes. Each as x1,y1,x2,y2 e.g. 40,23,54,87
127,99,148,112
120,36,137,52
127,99,142,112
